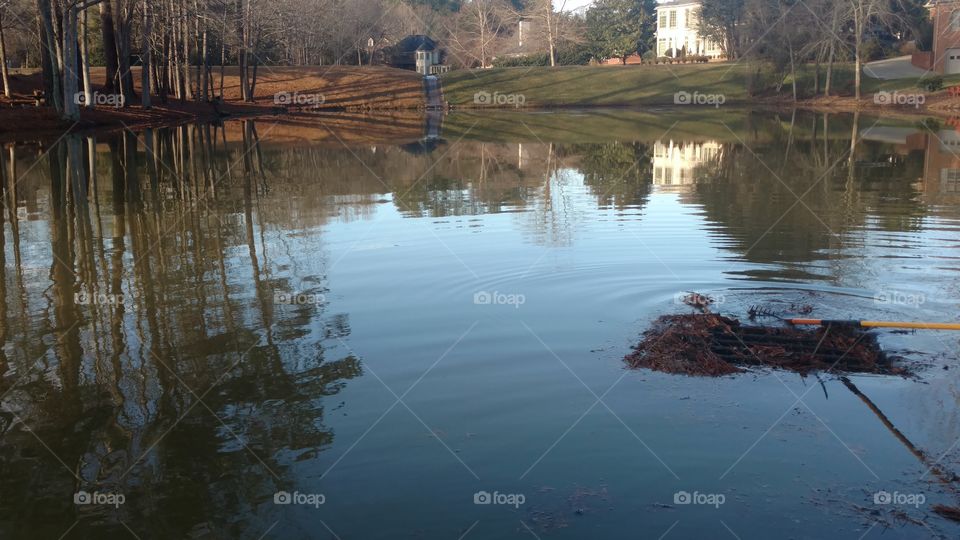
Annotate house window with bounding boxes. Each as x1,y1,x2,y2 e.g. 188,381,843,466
669,10,677,28
659,13,667,28
943,169,960,192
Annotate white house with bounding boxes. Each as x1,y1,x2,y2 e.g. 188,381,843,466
652,140,721,190
654,0,723,58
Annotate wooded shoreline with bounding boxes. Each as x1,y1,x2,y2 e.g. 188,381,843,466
4,64,960,142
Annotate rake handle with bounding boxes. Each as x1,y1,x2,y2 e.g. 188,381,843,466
788,319,960,331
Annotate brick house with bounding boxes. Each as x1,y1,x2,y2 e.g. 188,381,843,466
914,0,960,74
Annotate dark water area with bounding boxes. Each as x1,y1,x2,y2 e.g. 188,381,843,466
0,110,959,538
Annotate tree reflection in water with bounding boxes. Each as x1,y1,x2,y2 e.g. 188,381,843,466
0,122,360,538
0,110,954,538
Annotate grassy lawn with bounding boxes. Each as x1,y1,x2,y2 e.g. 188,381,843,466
440,62,960,108
441,63,755,107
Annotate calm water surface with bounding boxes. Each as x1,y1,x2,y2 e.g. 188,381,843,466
1,110,960,539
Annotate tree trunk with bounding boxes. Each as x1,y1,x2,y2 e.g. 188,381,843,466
200,27,209,101
854,41,862,102
38,8,55,100
546,4,556,67
237,0,249,101
79,8,92,105
194,0,203,100
0,16,11,98
160,29,169,102
99,0,119,92
37,0,63,112
141,0,152,108
62,5,80,120
182,0,193,100
219,9,227,99
114,1,135,103
825,44,834,96
853,3,864,102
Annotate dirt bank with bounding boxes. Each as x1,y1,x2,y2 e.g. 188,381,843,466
0,66,426,140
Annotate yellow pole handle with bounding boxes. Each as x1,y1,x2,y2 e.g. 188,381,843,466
860,321,960,331
788,319,960,331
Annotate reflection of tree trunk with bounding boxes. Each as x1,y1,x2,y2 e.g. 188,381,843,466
843,111,860,232
784,109,796,164
68,135,96,288
0,147,9,375
242,121,273,341
4,146,20,270
144,129,158,195
4,146,26,326
823,113,829,166
49,142,82,400
126,152,168,422
841,377,960,490
200,124,214,193
848,111,859,173
107,134,129,414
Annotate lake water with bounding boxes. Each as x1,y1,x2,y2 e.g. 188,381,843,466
1,109,959,539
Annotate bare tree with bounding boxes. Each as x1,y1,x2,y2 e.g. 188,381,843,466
528,0,581,67
446,0,514,68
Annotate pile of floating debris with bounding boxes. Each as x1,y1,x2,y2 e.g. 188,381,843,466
624,313,908,377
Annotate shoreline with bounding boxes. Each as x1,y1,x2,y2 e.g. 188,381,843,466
2,97,949,144
4,82,959,144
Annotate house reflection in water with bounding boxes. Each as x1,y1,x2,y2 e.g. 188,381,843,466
860,125,960,203
652,139,721,191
